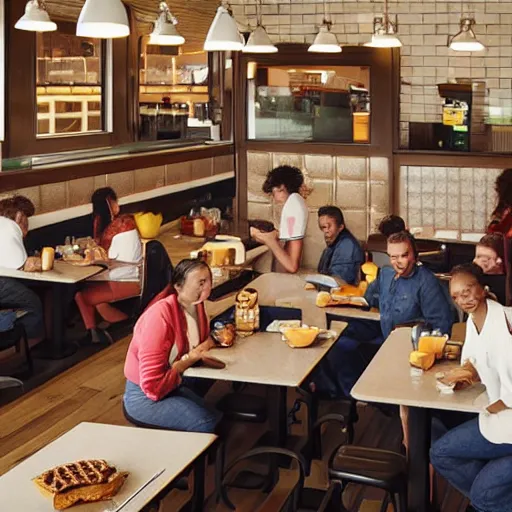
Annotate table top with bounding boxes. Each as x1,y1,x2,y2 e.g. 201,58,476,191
0,260,103,284
0,422,216,512
351,327,488,413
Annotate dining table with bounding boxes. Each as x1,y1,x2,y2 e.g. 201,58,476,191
0,261,103,359
0,421,217,512
351,327,485,512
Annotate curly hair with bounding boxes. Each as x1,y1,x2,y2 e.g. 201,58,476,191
493,168,512,217
262,165,304,195
451,262,486,287
0,195,35,220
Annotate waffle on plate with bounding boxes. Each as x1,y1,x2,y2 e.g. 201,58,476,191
33,459,128,510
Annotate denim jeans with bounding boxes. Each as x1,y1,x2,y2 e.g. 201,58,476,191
0,277,43,338
312,319,383,397
430,417,512,512
123,379,222,433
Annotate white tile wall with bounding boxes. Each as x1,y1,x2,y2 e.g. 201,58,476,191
231,0,512,146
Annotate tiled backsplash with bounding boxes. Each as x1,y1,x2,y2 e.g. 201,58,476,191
247,151,391,267
399,165,501,239
1,155,234,215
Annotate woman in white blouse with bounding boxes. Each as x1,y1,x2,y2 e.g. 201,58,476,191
250,165,308,274
430,263,512,512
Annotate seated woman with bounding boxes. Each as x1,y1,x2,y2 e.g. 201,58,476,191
430,263,512,512
250,165,308,274
75,187,142,344
123,259,221,433
488,168,512,238
474,232,505,275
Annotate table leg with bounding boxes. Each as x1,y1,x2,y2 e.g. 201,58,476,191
190,453,206,512
269,385,288,447
33,283,77,360
407,407,431,512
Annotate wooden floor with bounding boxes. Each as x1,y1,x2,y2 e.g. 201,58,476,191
0,336,466,511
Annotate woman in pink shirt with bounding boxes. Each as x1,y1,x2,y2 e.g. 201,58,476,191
124,259,221,432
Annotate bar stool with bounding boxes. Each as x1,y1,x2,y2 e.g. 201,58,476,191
328,445,407,512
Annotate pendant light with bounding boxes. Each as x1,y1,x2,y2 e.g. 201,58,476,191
308,0,340,53
149,2,184,46
243,0,277,53
364,0,402,48
15,0,57,32
77,0,130,38
448,18,485,52
204,3,244,52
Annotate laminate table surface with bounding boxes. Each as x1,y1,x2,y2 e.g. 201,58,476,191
0,422,216,512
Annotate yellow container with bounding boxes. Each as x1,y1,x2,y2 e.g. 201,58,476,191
134,212,163,239
283,327,320,348
41,247,55,271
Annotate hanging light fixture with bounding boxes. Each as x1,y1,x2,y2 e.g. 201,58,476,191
15,0,57,32
364,0,402,48
243,0,277,53
149,2,184,46
77,0,130,38
308,0,340,53
204,3,244,52
448,18,485,52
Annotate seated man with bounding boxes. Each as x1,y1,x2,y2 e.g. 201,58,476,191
314,230,454,397
0,196,45,344
474,232,505,275
250,165,308,274
317,206,364,285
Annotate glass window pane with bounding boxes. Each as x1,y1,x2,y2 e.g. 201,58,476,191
248,64,370,143
36,32,103,137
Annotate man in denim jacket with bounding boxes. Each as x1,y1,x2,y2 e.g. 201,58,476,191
314,231,455,397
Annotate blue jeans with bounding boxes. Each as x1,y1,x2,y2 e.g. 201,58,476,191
430,418,512,512
124,379,222,433
313,319,383,397
0,278,43,339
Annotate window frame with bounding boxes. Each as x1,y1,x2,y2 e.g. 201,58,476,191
5,2,129,158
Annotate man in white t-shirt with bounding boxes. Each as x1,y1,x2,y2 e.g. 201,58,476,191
0,196,44,343
250,165,308,274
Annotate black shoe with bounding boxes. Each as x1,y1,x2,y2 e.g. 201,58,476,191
95,328,113,345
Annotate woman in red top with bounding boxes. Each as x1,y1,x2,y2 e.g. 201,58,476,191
75,188,142,344
123,259,221,432
488,169,512,238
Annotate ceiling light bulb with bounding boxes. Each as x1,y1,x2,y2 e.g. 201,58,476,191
308,24,341,53
449,18,485,52
364,33,402,48
149,1,185,45
77,0,130,39
15,0,57,32
364,15,402,48
204,5,244,52
242,25,277,53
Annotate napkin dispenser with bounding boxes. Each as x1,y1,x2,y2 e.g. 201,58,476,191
411,322,432,351
193,235,246,267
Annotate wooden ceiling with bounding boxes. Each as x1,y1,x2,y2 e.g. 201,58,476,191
45,0,219,53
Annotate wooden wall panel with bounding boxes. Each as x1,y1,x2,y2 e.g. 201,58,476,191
45,0,218,53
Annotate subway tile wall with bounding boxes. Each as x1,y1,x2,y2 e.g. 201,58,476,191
248,151,391,267
1,155,234,215
230,0,512,146
399,165,501,238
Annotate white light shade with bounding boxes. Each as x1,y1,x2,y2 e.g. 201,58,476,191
364,33,402,48
449,29,485,52
149,12,184,45
242,25,277,53
15,0,57,32
204,6,244,51
308,25,341,53
77,0,130,38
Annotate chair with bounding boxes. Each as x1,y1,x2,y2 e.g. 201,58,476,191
328,445,407,512
139,240,173,314
0,322,33,378
0,376,24,406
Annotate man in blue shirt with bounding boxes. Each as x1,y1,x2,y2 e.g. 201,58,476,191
317,206,364,285
314,230,455,397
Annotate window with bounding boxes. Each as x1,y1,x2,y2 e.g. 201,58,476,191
36,32,106,137
138,37,210,142
247,64,370,143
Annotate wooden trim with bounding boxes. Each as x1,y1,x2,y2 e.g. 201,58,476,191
0,143,234,192
245,141,374,157
5,0,131,158
395,150,512,169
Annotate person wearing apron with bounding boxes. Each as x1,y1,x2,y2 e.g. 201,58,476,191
431,263,512,512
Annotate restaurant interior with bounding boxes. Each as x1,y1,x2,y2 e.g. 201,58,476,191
1,0,512,511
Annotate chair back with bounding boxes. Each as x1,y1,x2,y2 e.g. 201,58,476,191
139,240,173,314
218,446,306,511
